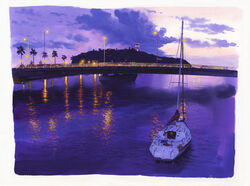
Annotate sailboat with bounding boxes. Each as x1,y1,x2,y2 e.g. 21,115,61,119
149,20,192,161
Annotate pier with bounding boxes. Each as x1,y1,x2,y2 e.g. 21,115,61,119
12,62,237,83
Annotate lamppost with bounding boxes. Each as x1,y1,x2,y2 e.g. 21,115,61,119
23,37,29,64
44,29,49,53
103,36,107,63
153,31,158,63
43,30,49,65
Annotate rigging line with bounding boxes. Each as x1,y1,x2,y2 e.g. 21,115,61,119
171,27,181,90
175,33,181,59
176,20,184,110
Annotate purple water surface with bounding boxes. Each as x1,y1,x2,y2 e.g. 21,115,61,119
13,74,236,177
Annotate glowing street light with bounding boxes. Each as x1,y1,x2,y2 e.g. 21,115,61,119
43,29,49,52
23,37,30,64
103,36,107,63
153,31,158,62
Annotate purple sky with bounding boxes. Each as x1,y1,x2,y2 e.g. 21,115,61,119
10,6,240,67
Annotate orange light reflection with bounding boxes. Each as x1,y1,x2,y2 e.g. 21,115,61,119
64,76,72,120
151,112,164,140
42,79,48,103
78,75,84,114
93,74,99,115
26,96,41,143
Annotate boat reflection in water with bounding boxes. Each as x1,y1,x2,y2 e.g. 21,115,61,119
99,73,137,86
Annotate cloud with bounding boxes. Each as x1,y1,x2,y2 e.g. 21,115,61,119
185,38,236,48
76,9,176,56
66,34,89,42
185,38,211,48
48,41,75,49
12,40,75,50
50,12,66,16
211,39,237,47
12,20,18,24
12,42,32,48
146,9,157,14
18,8,37,16
180,16,234,35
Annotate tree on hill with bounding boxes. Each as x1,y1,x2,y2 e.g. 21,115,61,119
52,50,58,64
30,48,37,65
42,51,48,64
70,48,190,66
62,55,67,65
17,46,25,65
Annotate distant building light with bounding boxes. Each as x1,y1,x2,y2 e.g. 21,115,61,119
135,43,140,51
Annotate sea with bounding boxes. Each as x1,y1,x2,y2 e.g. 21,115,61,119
13,74,236,177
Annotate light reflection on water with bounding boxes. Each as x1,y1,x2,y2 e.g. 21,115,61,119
64,76,72,120
151,112,164,140
13,74,236,177
26,95,40,143
93,74,99,115
48,115,58,154
78,75,84,115
102,90,114,142
42,79,48,103
28,81,32,91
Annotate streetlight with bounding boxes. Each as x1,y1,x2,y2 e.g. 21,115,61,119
153,31,158,62
44,29,49,53
103,36,107,63
23,37,29,64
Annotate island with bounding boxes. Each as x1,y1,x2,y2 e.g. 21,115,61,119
71,48,191,66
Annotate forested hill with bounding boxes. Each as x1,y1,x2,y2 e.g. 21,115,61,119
71,48,190,65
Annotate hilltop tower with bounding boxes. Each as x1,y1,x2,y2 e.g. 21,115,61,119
135,43,140,51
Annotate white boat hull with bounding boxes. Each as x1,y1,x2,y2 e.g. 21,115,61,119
149,121,191,161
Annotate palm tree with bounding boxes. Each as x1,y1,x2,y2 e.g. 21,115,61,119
30,48,37,65
17,46,25,65
52,50,58,64
62,55,67,64
42,51,48,64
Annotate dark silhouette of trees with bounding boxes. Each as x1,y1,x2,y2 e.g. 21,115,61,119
71,48,190,66
52,50,58,64
17,46,25,65
30,48,37,65
42,51,48,64
62,55,67,63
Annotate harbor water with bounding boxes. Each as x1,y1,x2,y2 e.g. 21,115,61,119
13,74,236,177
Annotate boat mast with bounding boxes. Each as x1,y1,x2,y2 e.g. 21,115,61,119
176,20,185,121
181,20,185,121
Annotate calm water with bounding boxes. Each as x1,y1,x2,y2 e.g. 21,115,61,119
13,74,236,177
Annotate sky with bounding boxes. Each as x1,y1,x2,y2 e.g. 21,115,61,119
10,6,241,67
